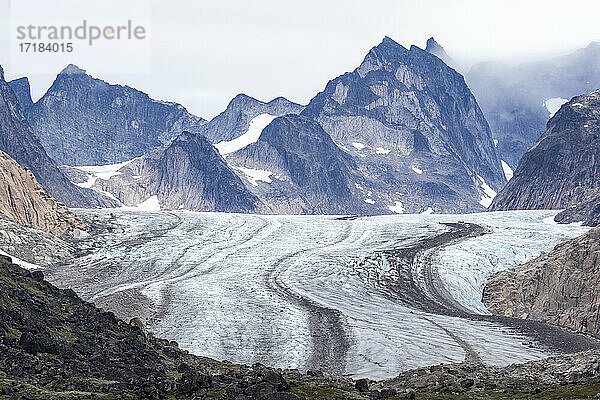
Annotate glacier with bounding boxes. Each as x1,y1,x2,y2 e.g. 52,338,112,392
46,209,589,380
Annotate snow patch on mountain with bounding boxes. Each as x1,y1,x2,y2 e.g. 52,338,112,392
352,142,366,150
376,147,390,155
234,166,273,187
73,158,139,187
478,176,497,208
215,113,277,156
412,167,423,174
388,201,405,213
543,98,569,117
501,160,514,181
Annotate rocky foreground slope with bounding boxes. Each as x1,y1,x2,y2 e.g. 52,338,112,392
2,253,600,399
483,227,600,336
490,89,600,220
0,150,87,236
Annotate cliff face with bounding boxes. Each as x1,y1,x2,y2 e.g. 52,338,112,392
16,65,206,166
490,90,600,212
96,131,260,213
483,227,600,334
300,37,505,213
0,65,115,208
0,151,87,236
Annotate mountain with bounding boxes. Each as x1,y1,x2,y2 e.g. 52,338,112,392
0,65,115,208
200,93,304,144
483,227,600,335
0,150,87,236
94,131,260,212
226,114,376,214
489,90,600,214
13,64,206,166
467,42,600,168
300,36,505,213
425,37,456,69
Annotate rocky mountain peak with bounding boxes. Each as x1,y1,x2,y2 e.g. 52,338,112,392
60,64,87,75
425,37,455,68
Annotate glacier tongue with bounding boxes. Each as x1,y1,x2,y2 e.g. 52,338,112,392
46,209,590,380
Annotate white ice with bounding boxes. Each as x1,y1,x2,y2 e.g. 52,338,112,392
477,175,497,208
412,167,423,174
215,114,277,156
56,209,589,381
352,142,366,150
501,160,514,181
376,147,391,155
543,98,569,117
73,157,139,187
234,166,273,187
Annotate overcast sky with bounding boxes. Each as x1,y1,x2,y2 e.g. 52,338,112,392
1,0,599,119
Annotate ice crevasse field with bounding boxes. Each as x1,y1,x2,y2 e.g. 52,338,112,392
45,209,588,380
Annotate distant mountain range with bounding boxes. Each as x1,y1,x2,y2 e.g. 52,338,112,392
3,37,599,217
0,65,115,208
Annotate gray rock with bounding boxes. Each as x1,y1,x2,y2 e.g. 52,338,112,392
483,227,600,335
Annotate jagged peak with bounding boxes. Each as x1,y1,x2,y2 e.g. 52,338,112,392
426,37,442,52
375,36,406,52
60,64,87,75
226,93,264,109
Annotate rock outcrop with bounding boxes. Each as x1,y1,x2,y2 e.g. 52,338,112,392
467,41,600,168
96,131,260,212
483,227,600,334
13,64,206,166
301,36,505,213
0,151,87,236
490,90,600,213
0,64,115,208
555,192,600,227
